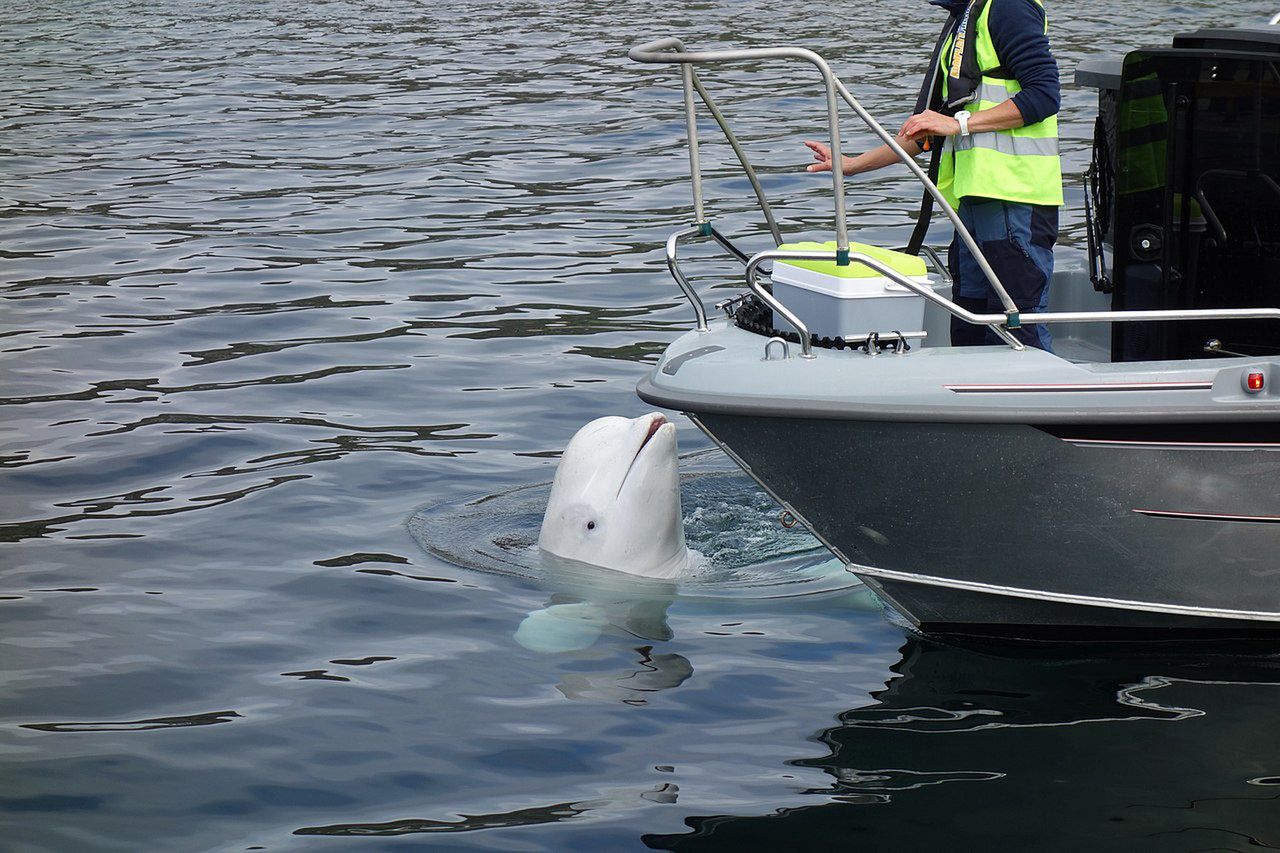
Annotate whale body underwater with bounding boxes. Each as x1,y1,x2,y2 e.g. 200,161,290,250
538,412,693,580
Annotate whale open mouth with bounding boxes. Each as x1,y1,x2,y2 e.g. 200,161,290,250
616,414,669,496
638,414,667,456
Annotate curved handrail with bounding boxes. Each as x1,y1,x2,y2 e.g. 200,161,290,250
628,37,1021,317
630,38,851,261
745,247,1280,356
839,252,1280,345
747,249,1025,353
829,77,1016,315
667,223,757,330
666,227,709,331
742,250,829,358
688,73,784,246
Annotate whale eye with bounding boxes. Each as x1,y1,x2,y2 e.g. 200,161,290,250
586,521,596,531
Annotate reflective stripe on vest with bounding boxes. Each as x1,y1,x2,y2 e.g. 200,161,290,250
953,131,1059,156
936,0,1064,208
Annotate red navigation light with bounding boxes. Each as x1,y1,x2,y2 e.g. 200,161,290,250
1247,372,1265,392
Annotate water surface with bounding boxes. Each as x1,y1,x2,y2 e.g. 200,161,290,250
4,1,1280,850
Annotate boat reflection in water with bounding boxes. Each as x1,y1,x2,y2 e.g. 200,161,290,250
646,637,1280,849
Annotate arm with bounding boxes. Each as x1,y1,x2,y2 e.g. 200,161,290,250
898,0,1059,143
988,0,1060,126
805,0,1058,174
899,96,1028,142
804,137,923,176
968,98,1028,132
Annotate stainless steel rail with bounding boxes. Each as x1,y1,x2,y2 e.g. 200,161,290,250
688,74,784,246
745,247,1280,356
826,76,1017,314
895,244,951,283
1016,307,1280,325
630,38,850,258
627,37,1021,317
667,222,756,331
837,252,1027,350
787,249,1280,353
743,250,825,358
666,227,709,331
744,249,1024,357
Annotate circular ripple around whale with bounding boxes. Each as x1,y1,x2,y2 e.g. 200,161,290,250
408,451,863,600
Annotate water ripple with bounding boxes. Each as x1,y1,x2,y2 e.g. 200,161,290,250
22,710,242,733
3,0,1276,849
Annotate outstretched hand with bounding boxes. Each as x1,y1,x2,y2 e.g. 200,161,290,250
803,140,848,174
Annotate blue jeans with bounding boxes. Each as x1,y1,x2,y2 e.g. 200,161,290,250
948,197,1058,351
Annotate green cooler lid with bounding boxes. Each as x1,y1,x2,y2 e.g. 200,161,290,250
775,240,928,279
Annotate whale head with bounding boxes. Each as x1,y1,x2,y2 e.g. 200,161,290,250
538,413,687,578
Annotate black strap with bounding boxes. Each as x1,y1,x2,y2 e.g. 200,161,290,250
913,14,956,116
906,10,961,256
906,143,945,256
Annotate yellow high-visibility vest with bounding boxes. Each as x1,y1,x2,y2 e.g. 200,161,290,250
937,0,1064,207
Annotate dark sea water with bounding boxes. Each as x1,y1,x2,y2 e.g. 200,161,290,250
4,1,1280,850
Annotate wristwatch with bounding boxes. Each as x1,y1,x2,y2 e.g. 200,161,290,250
955,110,972,137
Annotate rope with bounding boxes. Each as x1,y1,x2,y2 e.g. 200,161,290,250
732,294,912,353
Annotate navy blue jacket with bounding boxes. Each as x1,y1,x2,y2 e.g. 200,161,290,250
927,0,1061,125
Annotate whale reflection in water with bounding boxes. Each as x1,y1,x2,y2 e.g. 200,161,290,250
515,555,691,704
645,638,1280,849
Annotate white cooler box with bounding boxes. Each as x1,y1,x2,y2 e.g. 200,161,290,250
770,240,931,341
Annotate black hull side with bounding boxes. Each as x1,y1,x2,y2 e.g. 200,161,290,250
866,578,1280,642
690,412,1280,636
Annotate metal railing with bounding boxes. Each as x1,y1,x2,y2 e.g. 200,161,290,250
630,37,1280,355
629,38,1018,316
666,222,747,332
788,252,1280,358
744,251,1024,357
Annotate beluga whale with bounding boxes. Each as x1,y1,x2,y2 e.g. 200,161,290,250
538,412,692,580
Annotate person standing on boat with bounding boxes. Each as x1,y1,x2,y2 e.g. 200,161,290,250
804,0,1062,350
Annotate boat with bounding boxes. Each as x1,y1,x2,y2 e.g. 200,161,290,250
626,20,1280,640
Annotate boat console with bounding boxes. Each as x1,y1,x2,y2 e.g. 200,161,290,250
1079,27,1280,363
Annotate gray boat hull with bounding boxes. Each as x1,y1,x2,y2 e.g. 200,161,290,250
688,412,1280,638
638,318,1280,637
